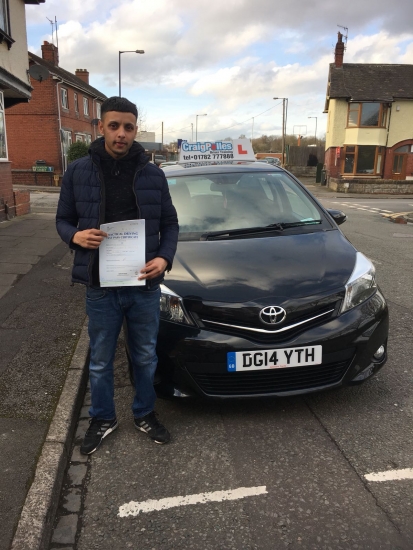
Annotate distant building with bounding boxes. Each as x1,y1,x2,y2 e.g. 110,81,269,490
136,130,155,142
5,41,106,186
0,0,45,220
324,32,413,183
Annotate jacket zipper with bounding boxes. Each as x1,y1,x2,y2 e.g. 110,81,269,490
132,161,151,286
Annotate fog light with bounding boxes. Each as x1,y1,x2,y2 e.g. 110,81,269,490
373,345,385,360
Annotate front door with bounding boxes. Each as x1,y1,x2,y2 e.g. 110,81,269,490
392,153,407,180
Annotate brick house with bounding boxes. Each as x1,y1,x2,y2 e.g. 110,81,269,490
0,0,45,221
6,40,106,186
324,33,413,186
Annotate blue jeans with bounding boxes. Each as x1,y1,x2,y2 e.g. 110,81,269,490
86,285,161,421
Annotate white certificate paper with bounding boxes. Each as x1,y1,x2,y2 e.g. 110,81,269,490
99,219,146,287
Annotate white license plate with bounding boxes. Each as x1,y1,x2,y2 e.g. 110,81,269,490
227,346,322,372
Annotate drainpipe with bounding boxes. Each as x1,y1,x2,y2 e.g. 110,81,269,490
53,76,65,174
92,97,99,140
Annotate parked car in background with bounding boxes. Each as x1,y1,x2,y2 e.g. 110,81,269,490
160,161,179,168
265,157,281,166
151,162,388,399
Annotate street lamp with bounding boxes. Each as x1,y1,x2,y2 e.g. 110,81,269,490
118,49,145,97
273,97,288,165
308,116,317,145
195,113,207,141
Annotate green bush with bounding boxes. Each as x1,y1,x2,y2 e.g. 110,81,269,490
67,141,89,163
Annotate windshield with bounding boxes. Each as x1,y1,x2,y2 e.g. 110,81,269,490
167,171,323,239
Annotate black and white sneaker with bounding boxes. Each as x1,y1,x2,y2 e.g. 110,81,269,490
134,411,170,444
80,418,118,455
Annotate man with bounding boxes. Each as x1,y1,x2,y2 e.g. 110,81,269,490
56,97,179,454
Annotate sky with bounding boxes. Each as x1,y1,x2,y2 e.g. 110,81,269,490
25,0,413,145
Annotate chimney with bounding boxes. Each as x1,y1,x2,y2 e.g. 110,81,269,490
75,69,90,85
334,32,345,68
41,40,59,66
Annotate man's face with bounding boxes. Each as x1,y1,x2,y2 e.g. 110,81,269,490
98,111,137,158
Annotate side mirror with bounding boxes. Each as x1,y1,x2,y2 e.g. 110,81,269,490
327,208,347,225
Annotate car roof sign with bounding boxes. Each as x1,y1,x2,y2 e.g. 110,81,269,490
177,138,256,166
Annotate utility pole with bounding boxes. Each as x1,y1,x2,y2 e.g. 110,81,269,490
161,121,163,147
251,117,254,143
191,123,193,141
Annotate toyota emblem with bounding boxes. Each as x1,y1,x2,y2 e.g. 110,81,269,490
259,306,286,325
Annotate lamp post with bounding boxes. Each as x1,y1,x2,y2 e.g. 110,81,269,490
308,116,317,145
273,97,288,165
195,113,207,141
118,49,145,97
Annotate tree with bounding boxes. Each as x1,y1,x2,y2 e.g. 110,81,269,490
67,141,89,163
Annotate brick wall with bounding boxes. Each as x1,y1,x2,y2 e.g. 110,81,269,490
0,162,15,221
11,170,61,187
13,190,30,215
328,177,413,194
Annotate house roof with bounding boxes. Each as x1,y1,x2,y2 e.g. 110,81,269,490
326,63,413,106
28,52,107,100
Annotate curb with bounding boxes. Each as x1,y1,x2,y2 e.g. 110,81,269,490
11,319,90,550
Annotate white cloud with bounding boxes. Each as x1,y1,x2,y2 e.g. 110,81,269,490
25,0,413,141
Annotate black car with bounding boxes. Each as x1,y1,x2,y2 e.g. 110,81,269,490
153,163,388,398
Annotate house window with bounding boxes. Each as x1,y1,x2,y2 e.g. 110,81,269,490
0,91,7,159
83,97,89,116
61,88,69,109
74,93,79,112
0,0,10,35
85,134,92,145
75,134,84,142
347,103,388,128
343,145,383,175
96,103,101,119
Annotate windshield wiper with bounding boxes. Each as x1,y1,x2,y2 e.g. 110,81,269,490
199,220,322,241
200,224,284,241
275,220,322,229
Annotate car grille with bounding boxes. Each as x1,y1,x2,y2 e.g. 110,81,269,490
199,305,337,343
189,359,350,396
188,293,343,343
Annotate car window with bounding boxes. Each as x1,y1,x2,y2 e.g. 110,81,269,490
167,171,322,237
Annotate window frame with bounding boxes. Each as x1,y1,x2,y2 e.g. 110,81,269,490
83,97,89,116
74,92,79,113
342,145,383,176
61,87,69,110
346,102,388,128
96,102,101,119
0,0,14,49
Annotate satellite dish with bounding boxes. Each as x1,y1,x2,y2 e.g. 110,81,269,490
29,64,50,83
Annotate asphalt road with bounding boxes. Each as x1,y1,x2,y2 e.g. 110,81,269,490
49,196,413,550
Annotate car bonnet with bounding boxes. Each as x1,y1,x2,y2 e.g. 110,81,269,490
164,229,356,302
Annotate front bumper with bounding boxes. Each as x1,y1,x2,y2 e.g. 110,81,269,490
156,290,389,398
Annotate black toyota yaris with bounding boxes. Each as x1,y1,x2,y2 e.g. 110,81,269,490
148,163,388,398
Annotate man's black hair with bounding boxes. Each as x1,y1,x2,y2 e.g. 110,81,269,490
100,97,138,119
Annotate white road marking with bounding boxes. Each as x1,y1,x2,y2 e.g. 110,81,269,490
365,468,413,482
118,486,268,517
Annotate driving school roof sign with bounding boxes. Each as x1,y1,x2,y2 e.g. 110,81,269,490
178,139,255,164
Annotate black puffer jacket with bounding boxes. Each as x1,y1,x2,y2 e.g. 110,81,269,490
56,139,179,286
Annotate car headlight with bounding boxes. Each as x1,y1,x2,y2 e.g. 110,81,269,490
341,252,377,313
160,284,195,325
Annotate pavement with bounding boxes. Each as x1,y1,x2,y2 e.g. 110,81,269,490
0,208,89,550
1,179,413,550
